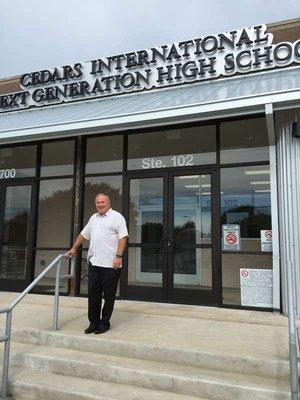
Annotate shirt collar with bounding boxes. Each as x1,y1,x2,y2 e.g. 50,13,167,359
97,207,112,217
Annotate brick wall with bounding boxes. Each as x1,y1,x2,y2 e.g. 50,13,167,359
0,77,20,95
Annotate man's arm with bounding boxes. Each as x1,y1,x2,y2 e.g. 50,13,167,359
113,237,128,269
67,234,86,257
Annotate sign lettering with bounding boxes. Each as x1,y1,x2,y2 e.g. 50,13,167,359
1,24,299,112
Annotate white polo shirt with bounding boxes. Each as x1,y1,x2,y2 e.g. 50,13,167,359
81,208,128,268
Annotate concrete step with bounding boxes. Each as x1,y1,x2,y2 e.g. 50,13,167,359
0,293,294,400
4,341,290,400
10,327,290,379
7,368,202,400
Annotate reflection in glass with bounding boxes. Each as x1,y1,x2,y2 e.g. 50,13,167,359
220,117,269,164
128,247,162,286
129,178,163,244
222,253,272,305
34,250,70,293
174,249,212,288
0,246,27,280
221,166,271,251
84,176,122,226
37,179,73,247
174,175,211,245
0,145,36,177
41,140,74,177
128,126,216,170
3,186,31,243
86,135,123,173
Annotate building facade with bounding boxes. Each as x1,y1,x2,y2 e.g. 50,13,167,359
0,19,300,313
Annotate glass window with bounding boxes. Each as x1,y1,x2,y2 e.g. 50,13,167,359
128,247,163,286
36,179,73,247
84,176,122,226
86,135,123,174
0,145,36,177
0,246,27,280
174,248,212,289
222,253,272,305
220,117,269,164
34,249,70,294
128,125,216,170
41,140,75,177
221,166,271,252
174,175,212,245
3,186,31,243
129,178,163,244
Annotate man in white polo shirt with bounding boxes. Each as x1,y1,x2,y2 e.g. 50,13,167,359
68,193,128,334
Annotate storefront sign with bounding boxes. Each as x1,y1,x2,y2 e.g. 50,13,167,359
240,268,273,308
140,154,194,169
261,230,272,252
222,224,240,251
1,24,300,112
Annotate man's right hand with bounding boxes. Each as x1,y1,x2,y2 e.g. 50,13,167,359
66,247,76,257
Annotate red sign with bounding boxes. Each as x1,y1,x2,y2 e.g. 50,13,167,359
226,233,237,245
241,269,249,278
265,230,272,239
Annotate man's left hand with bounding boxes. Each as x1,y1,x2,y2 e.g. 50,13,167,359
113,257,122,269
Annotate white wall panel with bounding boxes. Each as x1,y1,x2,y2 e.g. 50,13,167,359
276,109,300,316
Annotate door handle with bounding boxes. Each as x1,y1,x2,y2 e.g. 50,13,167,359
167,239,173,252
159,238,167,253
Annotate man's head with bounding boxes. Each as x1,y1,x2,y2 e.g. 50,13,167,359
95,193,111,215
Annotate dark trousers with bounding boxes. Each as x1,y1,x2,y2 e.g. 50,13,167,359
88,263,121,328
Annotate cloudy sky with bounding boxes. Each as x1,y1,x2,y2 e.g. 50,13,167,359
0,0,299,79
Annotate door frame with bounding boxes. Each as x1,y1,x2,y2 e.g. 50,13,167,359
122,170,168,302
167,167,221,305
122,166,221,306
0,178,37,292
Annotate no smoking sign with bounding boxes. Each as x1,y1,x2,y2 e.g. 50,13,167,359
241,269,249,278
222,224,240,251
261,230,272,252
226,233,237,245
265,230,272,239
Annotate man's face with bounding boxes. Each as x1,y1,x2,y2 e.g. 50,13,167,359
95,195,110,215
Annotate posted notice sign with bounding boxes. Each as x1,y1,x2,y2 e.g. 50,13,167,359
240,268,273,308
222,225,240,251
261,230,272,252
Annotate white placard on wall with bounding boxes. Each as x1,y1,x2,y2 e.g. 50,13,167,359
240,268,273,308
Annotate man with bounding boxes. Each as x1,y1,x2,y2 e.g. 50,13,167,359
68,193,128,334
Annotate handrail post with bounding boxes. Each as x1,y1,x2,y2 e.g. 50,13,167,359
52,260,61,330
287,260,299,400
2,310,12,399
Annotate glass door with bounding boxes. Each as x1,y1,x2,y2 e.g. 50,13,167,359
124,168,220,305
0,180,36,292
169,169,220,305
125,171,168,301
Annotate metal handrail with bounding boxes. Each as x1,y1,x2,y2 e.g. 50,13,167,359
287,260,299,400
0,253,75,399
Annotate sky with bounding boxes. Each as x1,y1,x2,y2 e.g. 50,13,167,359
0,0,299,79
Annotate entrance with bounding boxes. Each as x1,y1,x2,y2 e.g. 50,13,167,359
125,168,220,305
0,179,36,292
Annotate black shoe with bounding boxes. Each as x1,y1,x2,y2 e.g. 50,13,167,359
84,325,97,334
94,325,110,334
